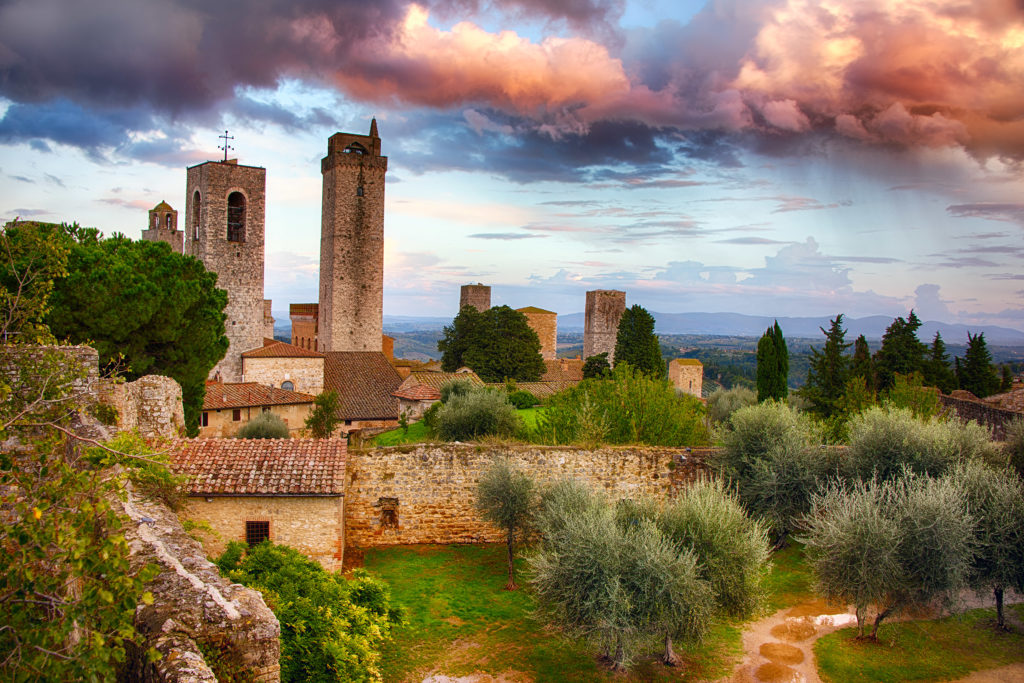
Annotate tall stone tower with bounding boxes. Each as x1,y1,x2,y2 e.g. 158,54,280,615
319,119,387,352
141,200,183,253
583,290,626,364
517,306,557,360
460,284,491,312
184,159,266,382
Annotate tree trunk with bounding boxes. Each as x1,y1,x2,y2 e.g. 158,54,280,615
855,606,864,638
870,605,894,639
995,586,1005,630
611,641,626,672
662,634,681,667
504,533,517,591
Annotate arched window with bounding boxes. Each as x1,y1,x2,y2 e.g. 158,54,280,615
281,381,294,391
227,192,246,242
192,191,201,239
151,214,158,229
165,214,172,230
344,142,367,155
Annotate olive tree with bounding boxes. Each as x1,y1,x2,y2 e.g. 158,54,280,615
476,457,535,589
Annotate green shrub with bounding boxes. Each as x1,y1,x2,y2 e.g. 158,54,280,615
421,401,442,435
439,378,475,403
507,389,537,409
304,390,341,438
216,542,404,683
236,412,289,439
1005,417,1024,479
707,386,756,424
434,388,520,441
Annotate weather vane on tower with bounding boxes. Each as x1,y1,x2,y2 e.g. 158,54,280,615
218,130,234,162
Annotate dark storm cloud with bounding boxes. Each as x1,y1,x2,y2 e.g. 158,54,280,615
0,99,154,153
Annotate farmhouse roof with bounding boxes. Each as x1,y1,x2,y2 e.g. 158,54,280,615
392,383,442,401
402,370,485,391
170,438,346,496
541,358,584,382
486,381,577,399
323,352,403,420
203,382,316,410
242,340,324,359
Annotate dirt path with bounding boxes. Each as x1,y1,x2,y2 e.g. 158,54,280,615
720,591,1024,683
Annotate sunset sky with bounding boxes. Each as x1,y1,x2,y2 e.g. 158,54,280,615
1,0,1023,329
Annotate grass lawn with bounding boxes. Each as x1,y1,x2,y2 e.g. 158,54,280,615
362,544,744,682
762,542,815,613
815,603,1024,683
372,408,547,447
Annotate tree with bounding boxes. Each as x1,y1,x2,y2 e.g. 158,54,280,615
800,314,851,419
873,311,926,392
582,352,611,379
1006,418,1024,480
304,390,342,438
613,305,664,378
476,458,535,589
959,332,1000,398
434,387,521,441
950,461,1024,629
804,474,972,639
756,321,788,402
999,365,1013,393
706,386,756,424
850,334,874,391
0,221,70,343
438,305,544,382
45,227,228,435
236,411,289,438
923,332,956,394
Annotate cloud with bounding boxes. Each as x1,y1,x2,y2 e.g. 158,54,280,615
99,197,154,210
947,202,1024,226
468,232,544,240
913,284,951,321
715,236,791,245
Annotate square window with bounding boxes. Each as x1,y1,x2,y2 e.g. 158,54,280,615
201,412,209,427
232,409,241,421
245,521,270,546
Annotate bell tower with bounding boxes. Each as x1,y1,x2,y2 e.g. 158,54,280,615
319,119,387,352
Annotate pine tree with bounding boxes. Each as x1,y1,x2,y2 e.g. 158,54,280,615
873,311,927,391
800,314,851,419
851,335,874,391
999,365,1013,393
613,305,665,378
959,332,1000,398
923,332,956,394
438,305,545,382
756,321,788,402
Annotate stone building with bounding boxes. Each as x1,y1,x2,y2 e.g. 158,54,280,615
185,158,267,382
263,300,275,339
323,351,403,434
517,306,557,360
172,438,347,571
669,358,704,398
583,289,626,364
140,200,183,253
290,303,319,350
200,382,316,437
542,357,584,382
319,120,387,353
241,339,325,396
460,283,491,312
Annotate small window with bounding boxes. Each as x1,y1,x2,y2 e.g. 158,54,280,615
201,412,209,427
232,409,241,421
152,214,158,229
165,214,172,230
262,406,271,413
356,185,364,197
227,192,246,242
281,381,294,391
192,190,201,239
245,521,270,546
344,419,352,426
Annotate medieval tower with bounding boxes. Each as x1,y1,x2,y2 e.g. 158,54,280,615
184,159,266,382
141,201,183,253
319,119,387,352
583,289,626,364
460,283,491,312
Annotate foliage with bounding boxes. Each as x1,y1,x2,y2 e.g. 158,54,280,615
706,386,756,424
959,332,1000,398
476,458,535,589
533,364,707,447
438,305,545,382
420,400,442,435
658,478,770,619
1006,417,1024,479
439,377,476,403
613,305,665,378
304,390,341,438
582,352,610,379
755,321,788,402
802,473,973,638
999,364,1013,392
0,220,69,344
507,389,537,409
44,226,228,436
216,541,404,683
949,460,1024,629
873,311,926,392
850,334,874,391
87,432,189,511
434,387,521,441
800,314,851,419
883,371,940,418
924,331,956,394
235,411,290,439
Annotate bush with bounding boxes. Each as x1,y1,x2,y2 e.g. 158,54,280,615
706,386,756,424
236,411,290,439
1005,417,1024,479
439,378,475,403
434,388,520,441
421,401,442,435
216,542,404,683
534,364,707,447
507,389,537,409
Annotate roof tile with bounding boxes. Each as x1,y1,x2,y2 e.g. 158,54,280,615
242,340,325,359
323,352,403,420
203,382,316,410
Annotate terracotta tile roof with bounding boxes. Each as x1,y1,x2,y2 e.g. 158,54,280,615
242,340,324,359
170,438,346,496
323,352,403,420
393,384,442,401
203,382,316,410
289,303,319,316
542,358,584,382
486,381,579,399
404,371,485,391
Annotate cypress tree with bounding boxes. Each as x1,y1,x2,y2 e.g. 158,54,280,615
801,314,851,418
873,311,927,391
923,332,956,394
613,305,665,378
756,321,788,402
959,332,1000,398
851,335,874,391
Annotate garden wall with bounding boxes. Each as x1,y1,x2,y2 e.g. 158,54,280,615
345,444,714,547
940,394,1020,440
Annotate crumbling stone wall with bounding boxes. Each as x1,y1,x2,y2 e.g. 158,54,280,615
100,375,186,439
940,394,1019,440
113,481,280,683
345,444,712,547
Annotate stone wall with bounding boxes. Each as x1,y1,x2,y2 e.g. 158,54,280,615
940,394,1020,440
100,375,186,439
583,290,625,364
242,356,325,395
345,444,712,547
184,495,345,571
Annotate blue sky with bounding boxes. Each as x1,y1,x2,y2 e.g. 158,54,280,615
1,0,1023,330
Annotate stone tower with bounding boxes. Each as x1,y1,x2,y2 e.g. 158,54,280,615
319,119,387,352
184,159,266,382
583,290,626,364
141,200,183,253
517,306,557,360
669,358,703,398
460,284,491,312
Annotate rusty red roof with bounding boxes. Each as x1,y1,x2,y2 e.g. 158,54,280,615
323,352,403,420
242,340,324,359
393,383,442,401
203,382,316,410
170,438,346,496
542,358,584,382
403,371,485,391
